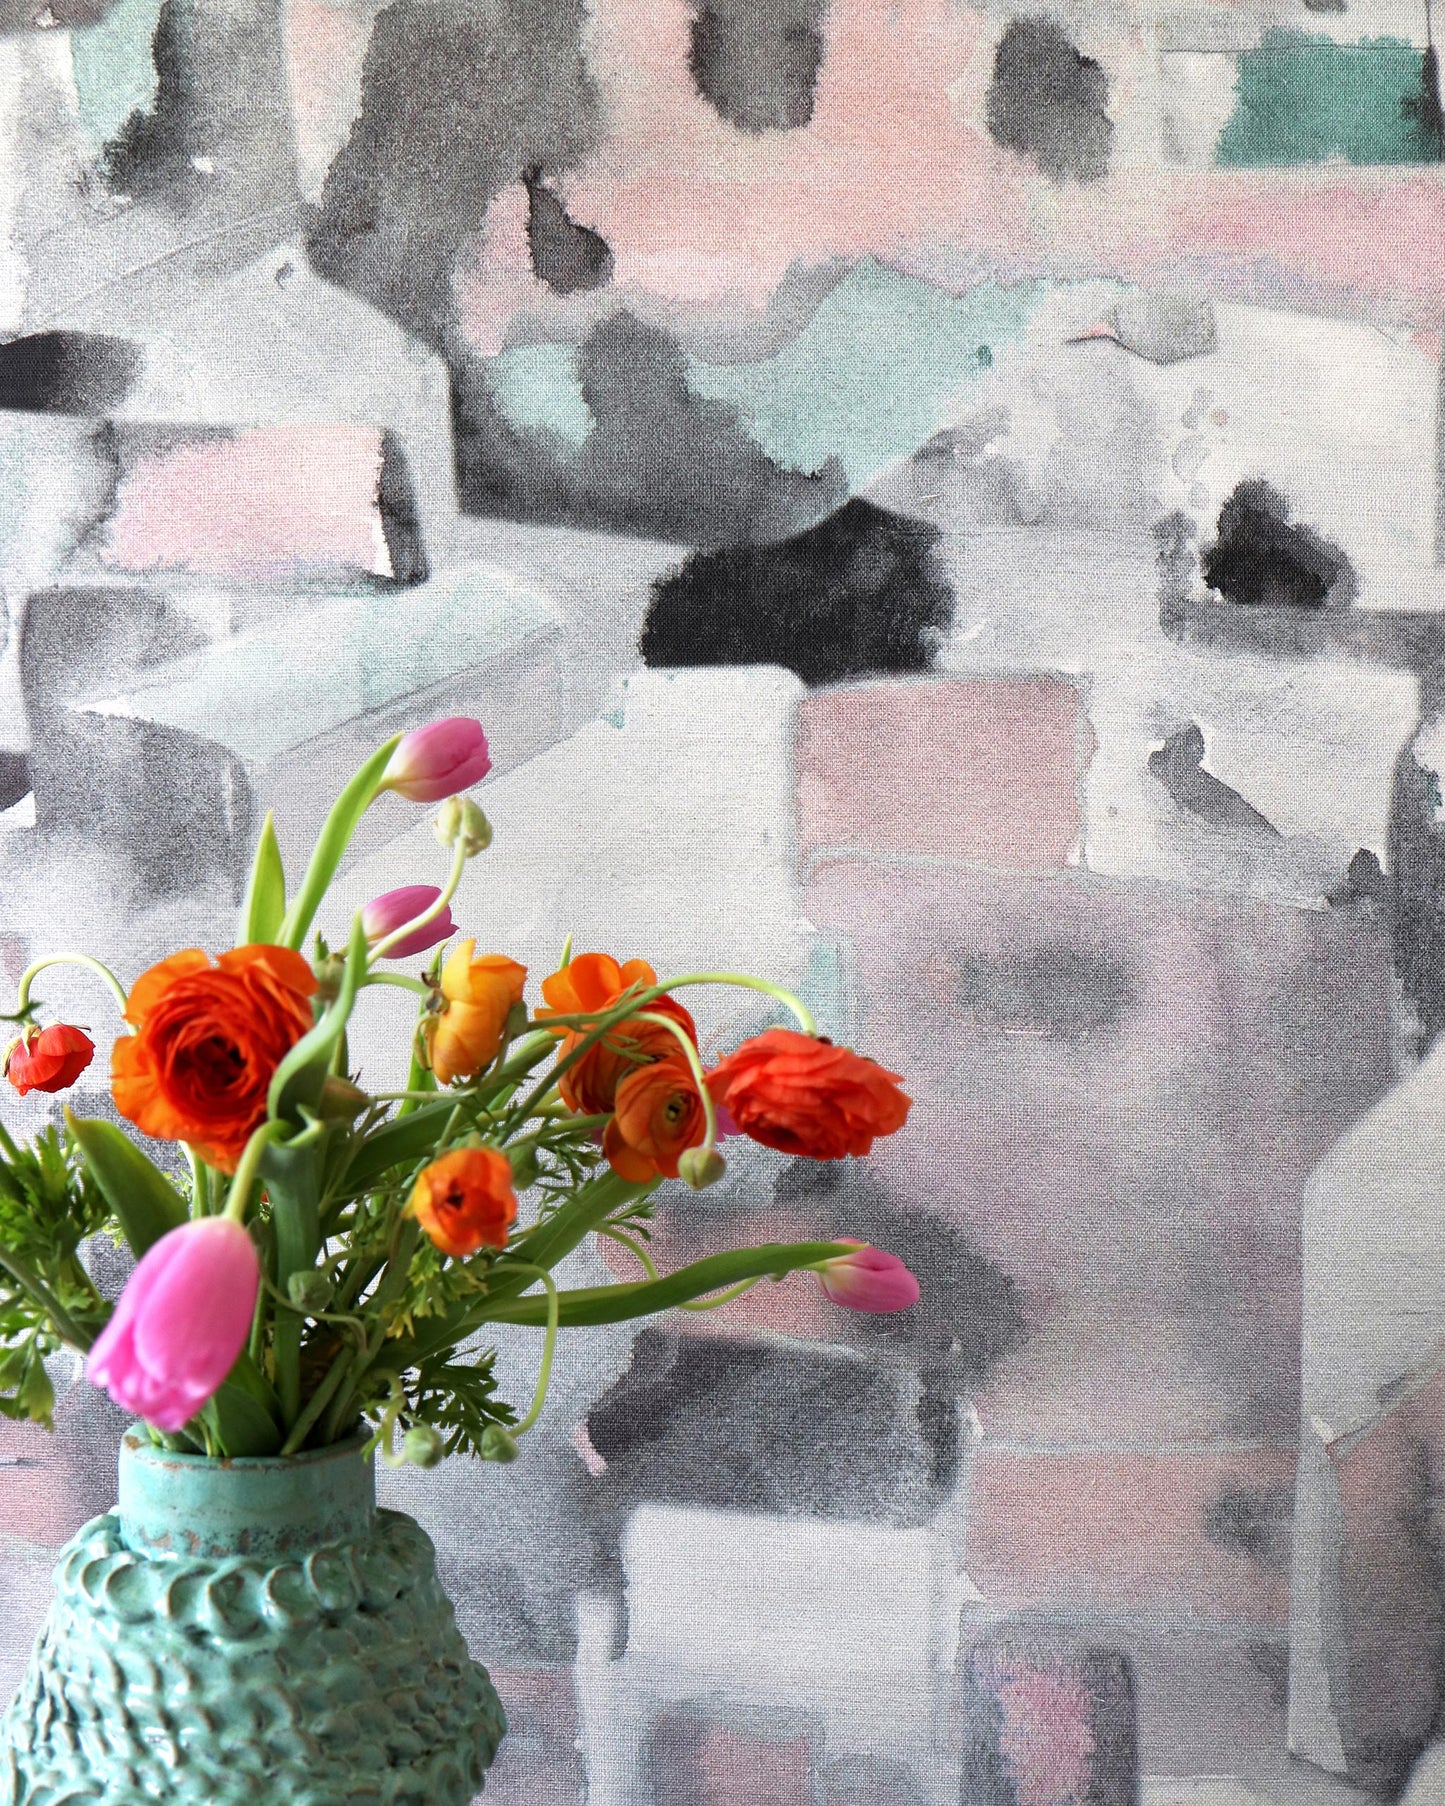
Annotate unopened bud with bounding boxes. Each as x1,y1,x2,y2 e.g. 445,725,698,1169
434,795,493,857
507,1141,540,1191
287,1270,332,1312
317,1075,369,1121
479,1425,519,1464
401,1425,446,1469
314,953,346,1003
504,1001,529,1041
678,1145,727,1191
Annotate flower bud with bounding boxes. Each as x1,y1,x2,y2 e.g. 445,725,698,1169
504,1001,530,1041
5,1023,95,1097
317,1075,370,1121
287,1269,332,1312
479,1425,519,1463
361,885,457,959
401,1425,446,1469
507,1140,541,1191
382,718,491,804
434,795,493,857
677,1145,727,1191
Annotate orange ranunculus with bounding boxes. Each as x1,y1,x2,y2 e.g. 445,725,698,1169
706,1028,911,1162
111,946,318,1173
538,952,696,1114
602,1058,708,1183
424,942,527,1086
5,1023,95,1096
408,1146,517,1256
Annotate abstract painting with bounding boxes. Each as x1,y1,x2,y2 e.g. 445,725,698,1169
1,0,1443,1801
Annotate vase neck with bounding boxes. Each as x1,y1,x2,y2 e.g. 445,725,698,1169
117,1430,376,1559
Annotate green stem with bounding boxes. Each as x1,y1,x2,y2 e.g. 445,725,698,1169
363,974,430,996
679,1277,761,1312
367,843,468,963
596,1225,660,1281
505,1265,559,1436
321,1217,420,1442
278,736,402,952
186,1148,211,1218
476,1240,856,1328
279,1351,356,1457
13,953,130,1019
223,1121,288,1225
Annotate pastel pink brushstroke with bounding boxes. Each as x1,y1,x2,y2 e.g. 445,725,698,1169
102,425,393,581
285,0,374,198
994,1662,1097,1806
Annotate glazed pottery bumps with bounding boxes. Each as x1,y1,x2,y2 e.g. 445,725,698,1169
0,1433,505,1805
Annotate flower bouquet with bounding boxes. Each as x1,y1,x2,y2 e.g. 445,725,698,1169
0,717,916,1804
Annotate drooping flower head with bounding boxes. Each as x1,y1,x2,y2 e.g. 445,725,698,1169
111,946,317,1173
86,1217,261,1431
361,885,457,959
408,1146,518,1257
707,1028,911,1161
381,718,491,804
5,1023,95,1097
539,952,696,1114
423,942,527,1085
602,1058,708,1183
815,1242,921,1313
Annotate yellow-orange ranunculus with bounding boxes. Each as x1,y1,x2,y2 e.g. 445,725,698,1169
423,942,527,1085
538,952,696,1114
408,1146,517,1256
602,1058,708,1183
111,946,317,1173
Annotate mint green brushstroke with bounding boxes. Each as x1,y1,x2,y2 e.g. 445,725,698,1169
486,343,594,447
684,260,1045,488
1215,31,1437,167
70,0,163,152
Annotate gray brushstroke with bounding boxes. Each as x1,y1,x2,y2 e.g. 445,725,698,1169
524,170,614,295
688,0,827,134
1204,1481,1295,1575
453,310,846,543
955,942,1135,1041
307,0,601,350
985,15,1113,183
1437,327,1444,565
1148,723,1283,837
1107,291,1217,364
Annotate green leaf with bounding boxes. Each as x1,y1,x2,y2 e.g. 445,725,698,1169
278,736,401,952
205,1353,283,1456
260,1135,324,1428
268,914,369,1125
65,1112,187,1258
238,811,286,946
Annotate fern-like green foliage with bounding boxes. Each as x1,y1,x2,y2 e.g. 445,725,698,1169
0,1125,111,1428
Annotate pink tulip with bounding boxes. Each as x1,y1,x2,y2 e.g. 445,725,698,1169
381,718,491,804
86,1218,260,1431
816,1242,920,1313
361,885,457,959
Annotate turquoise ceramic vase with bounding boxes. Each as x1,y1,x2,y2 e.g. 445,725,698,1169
0,1430,506,1804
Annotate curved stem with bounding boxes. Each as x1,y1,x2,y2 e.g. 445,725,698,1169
363,973,430,996
505,1264,560,1436
223,1120,288,1225
368,842,468,963
596,1225,660,1281
656,973,816,1035
13,953,130,1020
679,1277,761,1312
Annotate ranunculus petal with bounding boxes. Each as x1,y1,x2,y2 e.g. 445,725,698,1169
5,1023,95,1096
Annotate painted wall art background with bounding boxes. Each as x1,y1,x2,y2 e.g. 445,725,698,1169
0,0,1443,1801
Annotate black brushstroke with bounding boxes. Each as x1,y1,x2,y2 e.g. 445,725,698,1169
1081,1650,1140,1806
1327,848,1394,915
1148,723,1282,837
524,169,613,294
376,430,429,586
688,0,827,134
453,309,845,543
639,497,954,682
307,0,601,350
985,15,1113,182
0,751,29,811
0,333,141,415
1389,706,1445,1056
1201,480,1357,611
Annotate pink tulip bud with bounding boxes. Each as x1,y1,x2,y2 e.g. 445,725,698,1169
86,1218,260,1432
381,718,491,804
816,1242,920,1313
361,885,457,958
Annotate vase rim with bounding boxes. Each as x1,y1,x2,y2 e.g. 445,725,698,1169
121,1425,371,1471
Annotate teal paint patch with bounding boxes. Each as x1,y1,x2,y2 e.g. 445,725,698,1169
70,0,163,153
684,260,1046,488
486,343,594,447
1215,32,1438,166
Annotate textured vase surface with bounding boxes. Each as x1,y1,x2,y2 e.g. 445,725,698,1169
0,1431,506,1805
